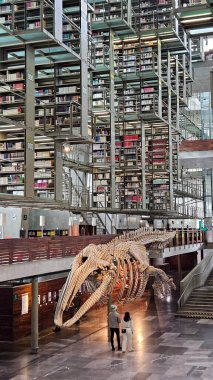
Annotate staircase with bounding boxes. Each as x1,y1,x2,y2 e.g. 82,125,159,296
176,271,213,319
81,212,111,235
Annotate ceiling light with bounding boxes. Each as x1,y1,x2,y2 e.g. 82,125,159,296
0,127,23,132
64,146,70,153
181,11,212,19
182,17,213,24
163,38,178,42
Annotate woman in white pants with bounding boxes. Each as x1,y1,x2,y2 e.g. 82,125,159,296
121,312,134,352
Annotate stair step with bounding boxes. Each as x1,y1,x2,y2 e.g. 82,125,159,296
177,272,213,320
176,312,213,319
186,301,213,306
183,307,213,312
188,297,213,303
185,300,213,305
190,292,213,296
191,292,213,296
181,305,213,313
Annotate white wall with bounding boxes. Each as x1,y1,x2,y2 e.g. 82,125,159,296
0,207,22,238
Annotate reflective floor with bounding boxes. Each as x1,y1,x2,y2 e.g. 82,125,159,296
1,290,213,380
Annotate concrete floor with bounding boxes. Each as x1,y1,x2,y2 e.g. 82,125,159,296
1,290,213,380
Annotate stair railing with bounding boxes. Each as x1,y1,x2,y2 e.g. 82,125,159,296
178,251,213,310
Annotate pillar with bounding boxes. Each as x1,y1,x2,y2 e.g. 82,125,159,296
109,29,116,208
141,121,146,209
80,0,89,137
25,45,35,198
54,142,63,201
177,255,182,284
108,294,112,342
31,277,39,354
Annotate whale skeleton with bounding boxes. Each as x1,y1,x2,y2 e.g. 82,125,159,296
54,228,176,328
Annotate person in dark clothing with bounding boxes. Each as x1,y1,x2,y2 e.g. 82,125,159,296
108,304,122,351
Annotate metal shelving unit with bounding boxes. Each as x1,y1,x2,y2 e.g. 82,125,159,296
90,0,202,217
0,0,205,221
0,0,94,203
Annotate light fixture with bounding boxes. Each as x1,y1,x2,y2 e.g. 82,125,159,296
68,216,73,226
181,17,213,24
163,38,178,42
92,217,97,227
0,127,23,132
39,215,45,238
63,144,71,153
181,11,212,19
0,213,6,239
123,37,139,43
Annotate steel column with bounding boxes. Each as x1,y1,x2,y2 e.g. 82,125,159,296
54,142,63,201
80,0,89,137
109,29,116,208
25,45,35,198
141,121,146,209
54,0,62,41
167,51,174,210
157,39,162,118
177,255,182,283
31,276,39,354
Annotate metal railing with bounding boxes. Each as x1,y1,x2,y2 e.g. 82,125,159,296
9,1,81,54
175,180,203,199
140,9,175,31
117,93,160,117
174,202,204,218
181,0,207,6
117,52,158,76
168,229,203,248
91,87,110,115
0,229,204,267
93,0,136,29
36,101,81,136
178,250,213,309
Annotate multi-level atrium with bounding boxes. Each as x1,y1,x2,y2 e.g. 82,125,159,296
0,1,213,378
0,0,212,232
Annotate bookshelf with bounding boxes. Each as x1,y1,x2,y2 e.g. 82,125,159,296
0,1,92,207
90,0,200,215
0,1,202,219
0,132,55,198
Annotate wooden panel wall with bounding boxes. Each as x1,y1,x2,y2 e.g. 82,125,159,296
0,235,115,265
0,287,13,341
0,278,68,341
0,273,124,341
12,284,32,341
180,139,213,152
166,252,198,271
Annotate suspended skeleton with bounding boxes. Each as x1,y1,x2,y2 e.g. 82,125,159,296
54,228,176,328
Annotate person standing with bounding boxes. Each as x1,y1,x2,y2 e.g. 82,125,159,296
121,311,134,352
109,305,122,351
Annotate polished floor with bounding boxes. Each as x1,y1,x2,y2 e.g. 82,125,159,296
1,291,213,380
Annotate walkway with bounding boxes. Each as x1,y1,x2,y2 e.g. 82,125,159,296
0,231,204,282
1,290,213,380
180,139,213,169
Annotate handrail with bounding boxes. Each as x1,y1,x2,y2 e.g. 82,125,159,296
0,235,116,266
177,252,213,309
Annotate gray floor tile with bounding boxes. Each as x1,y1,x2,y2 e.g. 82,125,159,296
1,292,213,380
